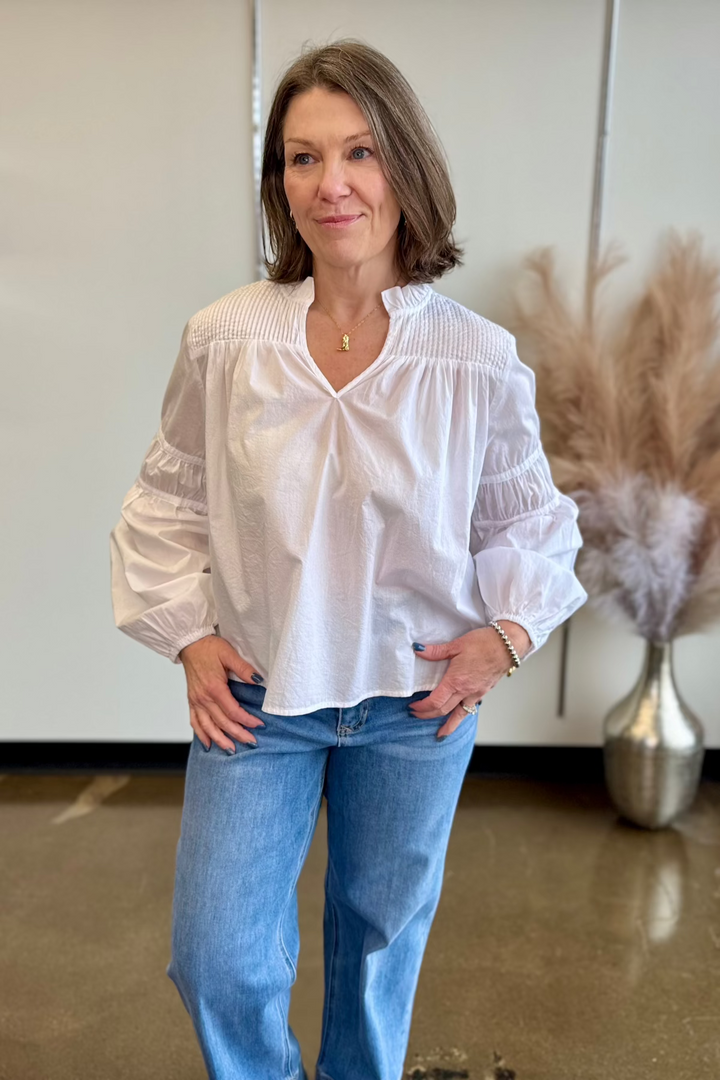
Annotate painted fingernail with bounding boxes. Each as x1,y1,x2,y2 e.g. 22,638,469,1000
436,734,448,741
251,672,264,684
248,741,258,749
411,642,425,651
203,742,211,752
224,747,236,755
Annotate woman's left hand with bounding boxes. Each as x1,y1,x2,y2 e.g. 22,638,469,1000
409,623,531,737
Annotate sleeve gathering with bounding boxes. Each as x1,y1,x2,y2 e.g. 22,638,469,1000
109,320,218,663
470,334,588,656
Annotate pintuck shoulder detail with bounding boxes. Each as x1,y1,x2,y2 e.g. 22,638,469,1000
185,277,513,366
399,291,511,367
186,279,299,351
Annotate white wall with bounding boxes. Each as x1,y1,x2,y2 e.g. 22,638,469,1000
2,0,719,744
1,0,255,741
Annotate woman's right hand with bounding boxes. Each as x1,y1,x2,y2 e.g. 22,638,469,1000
178,635,266,752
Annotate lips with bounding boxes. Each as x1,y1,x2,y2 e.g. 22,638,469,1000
316,215,362,226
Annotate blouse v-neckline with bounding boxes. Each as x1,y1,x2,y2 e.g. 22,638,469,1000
287,274,434,398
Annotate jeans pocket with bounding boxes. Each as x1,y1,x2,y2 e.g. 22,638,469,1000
438,699,482,741
227,678,265,703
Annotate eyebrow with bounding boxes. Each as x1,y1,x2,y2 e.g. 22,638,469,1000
284,130,373,147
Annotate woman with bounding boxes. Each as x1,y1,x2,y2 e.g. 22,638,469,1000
110,39,587,1080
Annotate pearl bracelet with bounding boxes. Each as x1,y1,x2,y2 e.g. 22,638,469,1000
488,620,522,677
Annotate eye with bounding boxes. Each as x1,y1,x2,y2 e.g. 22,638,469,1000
350,146,373,160
290,152,314,166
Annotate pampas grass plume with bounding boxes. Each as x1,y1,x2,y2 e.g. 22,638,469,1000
510,230,720,642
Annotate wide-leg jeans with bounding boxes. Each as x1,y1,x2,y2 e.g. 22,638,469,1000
166,681,479,1080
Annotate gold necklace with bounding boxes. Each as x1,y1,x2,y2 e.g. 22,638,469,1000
314,279,401,352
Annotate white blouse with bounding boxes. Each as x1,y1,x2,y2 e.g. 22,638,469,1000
110,276,588,715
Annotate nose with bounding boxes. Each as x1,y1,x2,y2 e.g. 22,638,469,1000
316,157,352,203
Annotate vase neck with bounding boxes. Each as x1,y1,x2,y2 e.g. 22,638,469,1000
642,639,674,682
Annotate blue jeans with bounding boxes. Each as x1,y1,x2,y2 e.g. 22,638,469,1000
166,683,479,1080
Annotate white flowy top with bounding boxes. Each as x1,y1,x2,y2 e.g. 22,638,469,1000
110,276,588,715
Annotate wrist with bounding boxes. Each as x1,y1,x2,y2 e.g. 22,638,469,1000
495,620,532,661
177,633,215,663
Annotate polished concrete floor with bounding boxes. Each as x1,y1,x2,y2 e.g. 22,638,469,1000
1,770,719,1080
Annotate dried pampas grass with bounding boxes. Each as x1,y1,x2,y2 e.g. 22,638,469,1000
510,230,720,642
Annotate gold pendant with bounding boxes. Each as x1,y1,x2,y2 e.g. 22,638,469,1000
337,334,350,352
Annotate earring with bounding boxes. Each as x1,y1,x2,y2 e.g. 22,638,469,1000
289,210,297,231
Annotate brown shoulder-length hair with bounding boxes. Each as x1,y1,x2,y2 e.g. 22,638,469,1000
261,39,463,285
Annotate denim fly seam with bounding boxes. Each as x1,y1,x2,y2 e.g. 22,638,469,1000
336,698,370,742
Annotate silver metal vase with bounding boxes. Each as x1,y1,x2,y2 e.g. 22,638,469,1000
603,639,705,829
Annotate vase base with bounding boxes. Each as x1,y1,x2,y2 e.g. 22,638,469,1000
603,739,705,829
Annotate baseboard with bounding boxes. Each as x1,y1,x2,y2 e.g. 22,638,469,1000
0,742,718,780
467,746,718,781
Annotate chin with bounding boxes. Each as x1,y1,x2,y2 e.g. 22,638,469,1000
318,245,372,270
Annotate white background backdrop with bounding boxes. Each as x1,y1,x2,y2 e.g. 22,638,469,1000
2,0,719,744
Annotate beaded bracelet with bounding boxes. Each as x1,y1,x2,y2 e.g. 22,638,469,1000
488,620,522,677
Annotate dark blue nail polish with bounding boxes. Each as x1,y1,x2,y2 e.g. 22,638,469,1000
412,642,425,652
251,672,264,684
436,734,448,741
202,742,211,752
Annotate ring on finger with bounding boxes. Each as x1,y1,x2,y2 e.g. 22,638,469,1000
461,700,479,714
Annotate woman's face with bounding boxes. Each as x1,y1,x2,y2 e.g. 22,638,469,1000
282,87,402,273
